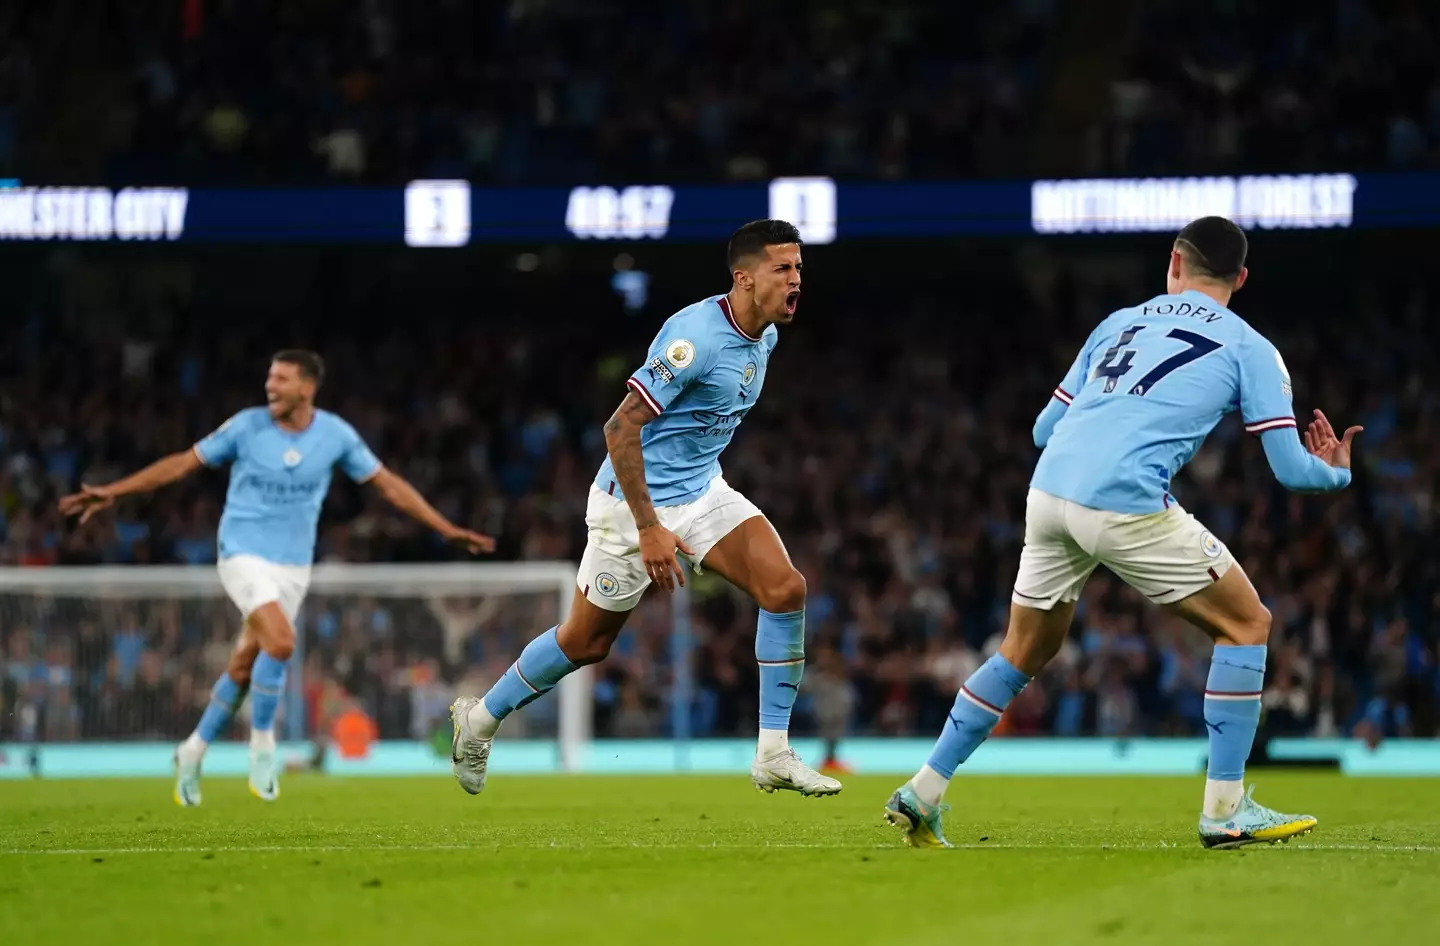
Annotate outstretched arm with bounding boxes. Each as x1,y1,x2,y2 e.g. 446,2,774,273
1257,425,1352,493
368,467,495,554
1239,336,1359,494
604,389,693,590
1259,408,1361,493
58,449,203,523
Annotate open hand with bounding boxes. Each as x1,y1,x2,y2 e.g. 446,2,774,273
443,526,497,555
1303,409,1363,470
58,484,117,524
638,523,694,592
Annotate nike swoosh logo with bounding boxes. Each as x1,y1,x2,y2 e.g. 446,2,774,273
777,682,799,690
901,799,929,820
1213,827,1243,837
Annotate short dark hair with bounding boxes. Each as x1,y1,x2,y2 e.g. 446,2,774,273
1174,216,1247,281
727,219,802,270
272,349,325,386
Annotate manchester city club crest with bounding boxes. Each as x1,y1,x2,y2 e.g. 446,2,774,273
283,448,303,468
596,573,621,597
1200,531,1222,559
742,362,757,386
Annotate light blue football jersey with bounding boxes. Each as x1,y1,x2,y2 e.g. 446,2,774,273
194,407,381,565
1031,289,1349,514
596,294,777,506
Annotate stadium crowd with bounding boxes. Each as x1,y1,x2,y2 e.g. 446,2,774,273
5,0,1440,185
1094,0,1440,175
2,248,1437,746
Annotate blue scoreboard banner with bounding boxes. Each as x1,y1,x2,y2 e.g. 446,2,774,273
0,171,1434,245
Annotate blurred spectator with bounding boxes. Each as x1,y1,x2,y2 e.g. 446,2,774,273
22,0,1059,184
6,1,1434,185
1091,1,1440,176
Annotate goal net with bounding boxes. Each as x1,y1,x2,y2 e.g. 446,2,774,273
0,563,587,771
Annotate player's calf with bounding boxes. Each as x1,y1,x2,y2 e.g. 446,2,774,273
1164,565,1312,837
175,671,249,807
1163,568,1272,819
175,630,260,807
897,602,1063,815
749,604,840,796
700,517,832,788
448,627,580,795
450,591,622,795
246,603,296,802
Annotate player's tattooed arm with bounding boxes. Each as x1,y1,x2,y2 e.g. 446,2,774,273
603,390,660,529
604,390,694,592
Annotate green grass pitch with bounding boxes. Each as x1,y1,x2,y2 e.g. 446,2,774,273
3,773,1438,945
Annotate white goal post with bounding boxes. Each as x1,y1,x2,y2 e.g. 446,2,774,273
0,562,590,770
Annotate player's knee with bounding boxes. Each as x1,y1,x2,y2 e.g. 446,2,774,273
226,653,255,687
1000,628,1061,677
556,622,616,666
1227,602,1272,648
756,568,807,614
251,610,296,661
999,602,1073,676
569,638,612,666
257,616,296,659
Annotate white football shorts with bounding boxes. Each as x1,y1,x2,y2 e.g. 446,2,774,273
576,475,762,612
217,554,312,622
1012,488,1235,608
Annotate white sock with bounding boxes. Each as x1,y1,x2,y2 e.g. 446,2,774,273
911,764,950,807
1203,778,1244,819
756,729,789,759
250,728,276,752
467,700,501,739
179,732,208,759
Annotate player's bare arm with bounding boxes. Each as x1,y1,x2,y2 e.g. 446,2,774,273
603,389,694,591
368,466,495,554
57,448,203,524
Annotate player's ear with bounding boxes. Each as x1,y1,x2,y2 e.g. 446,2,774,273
1233,266,1248,292
1169,250,1185,281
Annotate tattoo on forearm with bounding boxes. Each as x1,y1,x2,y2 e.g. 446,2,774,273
605,392,659,529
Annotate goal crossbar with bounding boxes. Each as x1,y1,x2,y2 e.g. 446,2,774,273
0,562,591,770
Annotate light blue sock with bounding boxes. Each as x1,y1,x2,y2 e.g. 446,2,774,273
1204,645,1266,781
481,627,578,720
195,672,247,742
756,609,805,731
250,652,287,732
926,654,1031,778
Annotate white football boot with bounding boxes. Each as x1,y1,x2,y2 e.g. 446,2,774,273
751,747,843,797
173,744,203,807
449,696,493,795
248,734,280,801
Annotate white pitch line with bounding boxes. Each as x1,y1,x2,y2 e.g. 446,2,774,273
4,842,1438,856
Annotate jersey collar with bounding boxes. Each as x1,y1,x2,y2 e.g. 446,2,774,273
717,295,763,343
